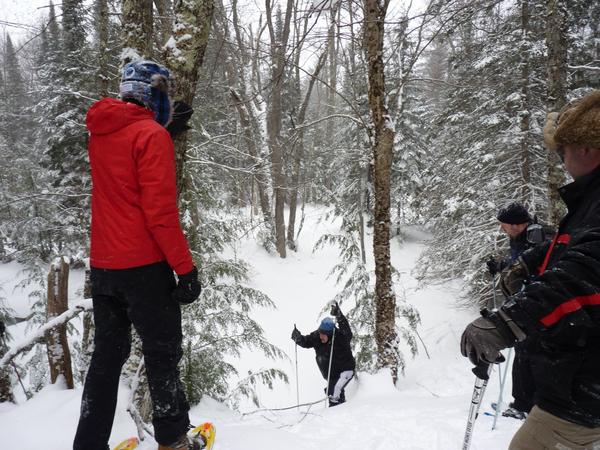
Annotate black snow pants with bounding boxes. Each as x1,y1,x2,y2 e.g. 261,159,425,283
511,340,535,413
73,262,190,450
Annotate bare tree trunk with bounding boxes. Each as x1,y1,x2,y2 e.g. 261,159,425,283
520,0,531,203
347,0,367,264
364,0,398,383
164,0,215,197
230,89,273,223
219,0,273,230
287,16,332,249
325,4,339,154
95,0,110,97
80,269,94,382
154,0,174,46
546,0,567,226
265,0,294,258
122,0,154,62
46,258,74,388
0,338,14,402
286,5,305,251
358,169,367,264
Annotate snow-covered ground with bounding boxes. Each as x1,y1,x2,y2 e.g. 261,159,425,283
0,207,522,449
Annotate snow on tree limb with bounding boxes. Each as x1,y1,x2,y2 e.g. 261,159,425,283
127,359,154,440
0,299,93,369
568,65,600,72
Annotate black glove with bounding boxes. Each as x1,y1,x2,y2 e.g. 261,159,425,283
166,101,194,139
460,310,516,366
291,326,302,343
500,257,530,297
330,301,341,317
526,223,545,245
0,320,5,337
486,257,500,275
172,266,201,304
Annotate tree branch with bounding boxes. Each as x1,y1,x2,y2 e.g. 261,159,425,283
0,299,92,369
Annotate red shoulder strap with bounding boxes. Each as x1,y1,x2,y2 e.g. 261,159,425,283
538,234,570,275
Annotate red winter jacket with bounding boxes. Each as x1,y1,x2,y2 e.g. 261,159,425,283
86,98,194,275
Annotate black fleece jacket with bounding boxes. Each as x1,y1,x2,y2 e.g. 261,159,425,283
294,313,356,379
503,165,600,427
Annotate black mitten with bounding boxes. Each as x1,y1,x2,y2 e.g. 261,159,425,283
167,101,194,139
172,266,201,304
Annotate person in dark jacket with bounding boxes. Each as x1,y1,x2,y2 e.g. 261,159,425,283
291,302,356,406
73,60,202,450
461,90,600,450
487,203,553,420
487,203,535,276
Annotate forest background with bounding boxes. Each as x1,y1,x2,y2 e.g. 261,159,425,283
0,0,598,424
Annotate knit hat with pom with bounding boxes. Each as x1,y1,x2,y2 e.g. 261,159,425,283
119,60,172,127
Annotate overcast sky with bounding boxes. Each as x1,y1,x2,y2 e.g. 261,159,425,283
0,0,55,43
1,0,425,48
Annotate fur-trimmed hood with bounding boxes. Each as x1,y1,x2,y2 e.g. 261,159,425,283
544,90,600,151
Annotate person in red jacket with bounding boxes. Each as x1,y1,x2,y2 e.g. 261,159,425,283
73,60,202,450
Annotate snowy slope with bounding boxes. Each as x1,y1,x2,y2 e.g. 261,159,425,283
0,207,522,449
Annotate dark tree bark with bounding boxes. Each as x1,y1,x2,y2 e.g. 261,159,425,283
230,89,273,224
164,0,215,198
219,0,273,230
80,269,94,382
95,0,110,97
546,0,568,226
265,0,294,258
287,3,336,249
122,0,154,61
364,0,398,382
46,258,74,388
154,0,174,47
0,339,14,402
519,0,532,202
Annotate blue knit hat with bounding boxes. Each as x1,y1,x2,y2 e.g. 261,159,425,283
119,60,172,127
318,317,335,334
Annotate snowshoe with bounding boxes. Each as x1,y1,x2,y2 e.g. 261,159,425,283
190,422,216,450
158,434,203,450
112,437,139,450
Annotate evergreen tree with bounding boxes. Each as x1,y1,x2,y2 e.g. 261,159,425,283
41,0,94,264
418,1,551,305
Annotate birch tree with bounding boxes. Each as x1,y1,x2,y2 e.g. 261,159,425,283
363,0,398,382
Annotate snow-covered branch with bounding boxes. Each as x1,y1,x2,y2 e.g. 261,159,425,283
127,359,154,440
568,64,600,72
292,113,365,131
0,299,92,369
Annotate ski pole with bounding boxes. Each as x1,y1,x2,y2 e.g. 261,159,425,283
325,320,337,408
294,324,299,410
463,362,492,450
492,347,513,430
490,272,498,310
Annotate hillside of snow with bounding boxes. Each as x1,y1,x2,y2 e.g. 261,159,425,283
0,208,522,449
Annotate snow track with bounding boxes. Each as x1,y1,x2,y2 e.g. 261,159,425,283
0,208,522,449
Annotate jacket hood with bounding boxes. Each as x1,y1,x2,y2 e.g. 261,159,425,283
86,98,154,135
